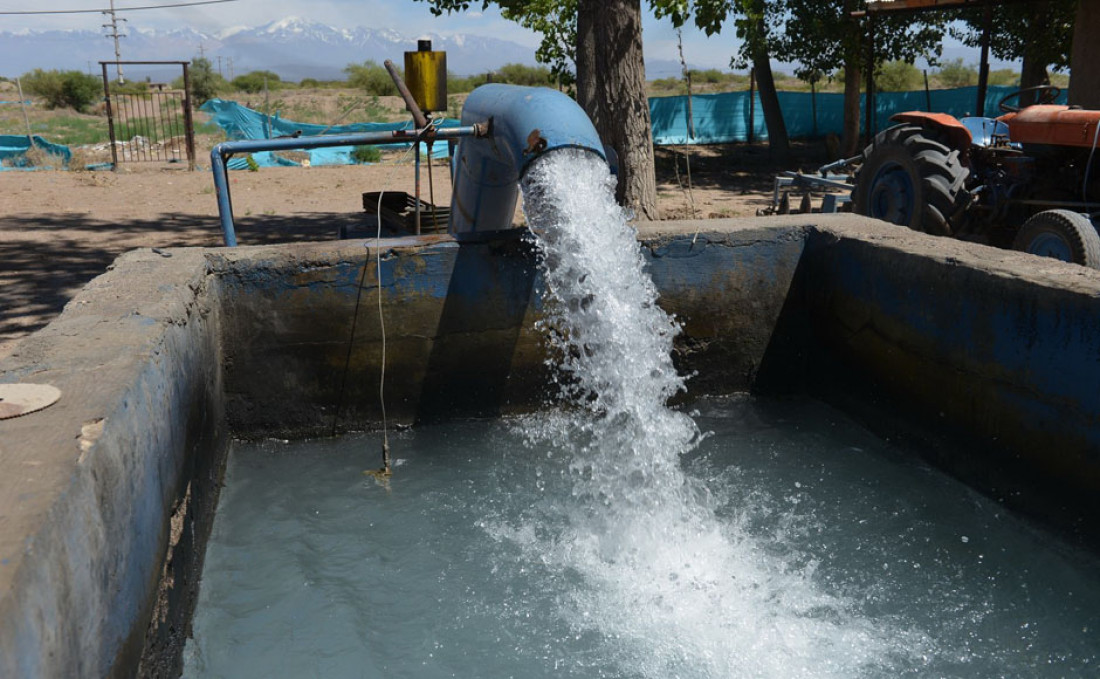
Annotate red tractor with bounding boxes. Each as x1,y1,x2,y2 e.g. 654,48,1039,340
852,86,1100,268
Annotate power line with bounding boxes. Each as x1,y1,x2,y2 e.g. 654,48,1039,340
0,0,240,15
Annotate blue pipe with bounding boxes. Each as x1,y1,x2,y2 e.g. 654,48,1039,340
449,84,607,239
210,126,485,246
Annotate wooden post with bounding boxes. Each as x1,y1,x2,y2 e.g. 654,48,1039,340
864,13,876,146
977,6,992,116
924,69,932,111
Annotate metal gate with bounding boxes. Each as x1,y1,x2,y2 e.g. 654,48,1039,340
100,61,196,170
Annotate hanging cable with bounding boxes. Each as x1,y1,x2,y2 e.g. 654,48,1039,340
332,142,418,478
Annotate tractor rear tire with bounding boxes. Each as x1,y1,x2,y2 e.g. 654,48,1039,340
852,124,971,236
1011,210,1100,269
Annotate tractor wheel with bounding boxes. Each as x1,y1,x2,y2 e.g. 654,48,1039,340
852,124,971,236
1011,210,1100,269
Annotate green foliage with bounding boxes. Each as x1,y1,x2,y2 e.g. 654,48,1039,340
936,58,977,88
245,154,259,171
351,145,382,163
495,63,554,86
345,61,399,96
20,69,102,112
875,60,922,92
987,69,1019,87
447,72,490,93
183,57,228,105
231,70,283,94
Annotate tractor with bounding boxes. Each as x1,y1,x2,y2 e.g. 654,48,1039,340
852,85,1100,268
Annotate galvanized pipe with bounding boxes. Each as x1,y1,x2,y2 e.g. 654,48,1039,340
210,125,486,246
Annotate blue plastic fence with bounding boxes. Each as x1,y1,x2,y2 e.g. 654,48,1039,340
649,85,1069,145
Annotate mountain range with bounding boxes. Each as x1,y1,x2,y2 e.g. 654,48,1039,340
0,17,539,82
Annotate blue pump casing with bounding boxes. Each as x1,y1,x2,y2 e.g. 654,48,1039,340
449,84,607,239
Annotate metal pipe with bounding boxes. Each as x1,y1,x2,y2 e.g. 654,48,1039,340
384,59,429,130
210,125,486,246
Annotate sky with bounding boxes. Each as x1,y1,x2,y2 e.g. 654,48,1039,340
0,0,996,74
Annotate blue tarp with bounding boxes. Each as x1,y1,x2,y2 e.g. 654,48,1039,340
200,99,458,168
0,134,71,170
649,85,1070,145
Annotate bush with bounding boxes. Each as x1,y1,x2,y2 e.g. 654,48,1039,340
345,61,399,96
351,145,382,164
876,60,922,92
20,69,101,112
936,58,978,89
232,70,283,94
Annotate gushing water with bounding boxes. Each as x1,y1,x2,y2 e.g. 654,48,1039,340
511,150,926,677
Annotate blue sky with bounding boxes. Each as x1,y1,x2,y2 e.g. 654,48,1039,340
1,0,992,73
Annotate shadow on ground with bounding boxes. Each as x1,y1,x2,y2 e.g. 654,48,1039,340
0,211,375,347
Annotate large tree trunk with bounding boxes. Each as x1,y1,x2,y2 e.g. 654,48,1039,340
588,0,658,220
751,50,789,161
575,0,602,133
842,60,862,157
1069,0,1100,109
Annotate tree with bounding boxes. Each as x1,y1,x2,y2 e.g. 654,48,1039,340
416,0,658,219
776,1,948,156
185,57,227,105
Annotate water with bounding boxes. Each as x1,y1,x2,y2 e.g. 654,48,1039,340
183,399,1100,678
185,150,1100,676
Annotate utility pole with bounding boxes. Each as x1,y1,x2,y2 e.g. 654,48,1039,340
101,0,127,83
217,55,223,77
198,42,206,59
227,57,234,80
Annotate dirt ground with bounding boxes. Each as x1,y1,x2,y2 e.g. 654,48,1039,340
0,140,832,359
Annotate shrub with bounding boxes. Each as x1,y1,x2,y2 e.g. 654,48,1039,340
20,69,101,112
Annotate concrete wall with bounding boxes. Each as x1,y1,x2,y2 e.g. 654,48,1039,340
4,214,1100,677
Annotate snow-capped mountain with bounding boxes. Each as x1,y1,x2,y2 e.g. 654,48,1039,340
0,17,536,81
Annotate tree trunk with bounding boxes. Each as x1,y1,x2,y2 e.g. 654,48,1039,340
591,0,658,220
1069,0,1100,109
751,48,789,161
842,59,862,156
575,0,602,134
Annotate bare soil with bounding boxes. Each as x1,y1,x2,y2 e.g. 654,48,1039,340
0,140,833,359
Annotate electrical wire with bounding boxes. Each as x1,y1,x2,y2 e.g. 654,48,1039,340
0,0,239,14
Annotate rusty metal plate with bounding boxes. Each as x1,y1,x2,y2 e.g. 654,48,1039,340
0,384,61,420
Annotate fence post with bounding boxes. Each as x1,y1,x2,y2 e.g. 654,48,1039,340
811,78,818,137
924,70,932,111
101,62,119,171
182,62,196,171
748,68,756,144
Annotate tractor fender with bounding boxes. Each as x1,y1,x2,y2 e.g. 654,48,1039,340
889,111,973,152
